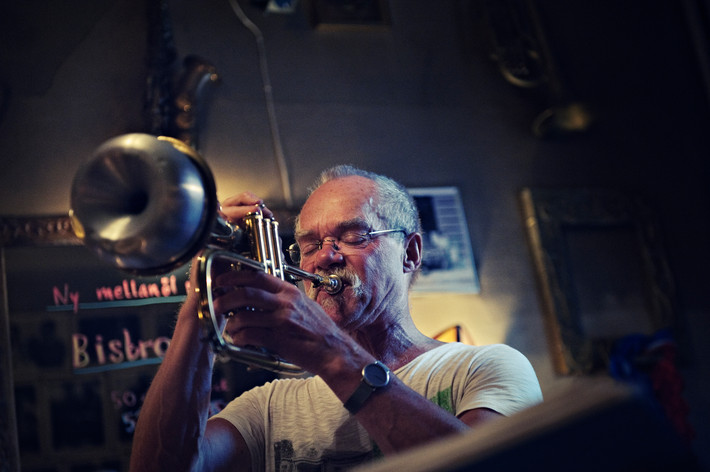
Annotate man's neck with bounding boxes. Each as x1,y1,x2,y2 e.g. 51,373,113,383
350,316,444,371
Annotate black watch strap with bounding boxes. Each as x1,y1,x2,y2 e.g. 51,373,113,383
343,361,391,414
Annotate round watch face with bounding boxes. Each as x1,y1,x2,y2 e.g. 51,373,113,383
363,362,390,388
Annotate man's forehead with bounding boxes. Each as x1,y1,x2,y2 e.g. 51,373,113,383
295,216,370,239
296,177,380,234
305,177,376,211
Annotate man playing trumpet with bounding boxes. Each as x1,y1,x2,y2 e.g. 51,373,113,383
129,165,542,471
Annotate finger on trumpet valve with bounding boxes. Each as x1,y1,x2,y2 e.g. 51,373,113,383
224,306,259,316
212,286,232,297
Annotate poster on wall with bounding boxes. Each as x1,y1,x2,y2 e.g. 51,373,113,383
408,187,479,294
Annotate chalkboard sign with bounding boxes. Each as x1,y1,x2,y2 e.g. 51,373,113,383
0,216,276,472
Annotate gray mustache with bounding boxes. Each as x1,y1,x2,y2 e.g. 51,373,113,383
307,267,362,299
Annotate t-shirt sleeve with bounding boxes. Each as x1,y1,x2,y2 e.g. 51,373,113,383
459,344,543,417
211,383,269,471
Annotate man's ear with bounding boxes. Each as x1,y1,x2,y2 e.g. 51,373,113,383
403,232,422,274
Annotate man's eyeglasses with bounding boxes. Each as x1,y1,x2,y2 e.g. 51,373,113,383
288,228,406,264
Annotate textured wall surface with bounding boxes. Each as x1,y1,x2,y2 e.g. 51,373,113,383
1,0,709,468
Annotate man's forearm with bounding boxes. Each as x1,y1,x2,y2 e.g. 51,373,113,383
336,370,472,454
129,296,216,472
316,343,474,455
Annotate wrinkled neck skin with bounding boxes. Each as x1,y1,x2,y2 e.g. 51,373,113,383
346,298,443,372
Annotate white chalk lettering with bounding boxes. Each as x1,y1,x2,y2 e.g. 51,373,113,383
72,330,172,369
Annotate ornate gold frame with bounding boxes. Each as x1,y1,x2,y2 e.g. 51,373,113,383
520,188,678,375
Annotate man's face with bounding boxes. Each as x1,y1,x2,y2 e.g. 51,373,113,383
295,176,407,332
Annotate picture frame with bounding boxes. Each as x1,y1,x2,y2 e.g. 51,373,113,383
520,188,678,375
409,187,480,294
1,215,79,472
301,0,392,31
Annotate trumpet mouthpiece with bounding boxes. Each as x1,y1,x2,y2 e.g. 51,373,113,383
322,274,343,295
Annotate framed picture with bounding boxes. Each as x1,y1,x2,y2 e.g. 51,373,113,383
302,0,392,30
409,187,480,294
520,188,678,375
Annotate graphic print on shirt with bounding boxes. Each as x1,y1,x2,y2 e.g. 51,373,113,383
273,439,377,471
430,386,454,414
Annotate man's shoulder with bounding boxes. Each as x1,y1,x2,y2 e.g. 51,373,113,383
414,342,524,362
400,342,537,381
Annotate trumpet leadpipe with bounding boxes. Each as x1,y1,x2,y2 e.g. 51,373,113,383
208,250,343,295
283,265,343,295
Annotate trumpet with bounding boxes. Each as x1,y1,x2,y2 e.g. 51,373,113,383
69,133,342,375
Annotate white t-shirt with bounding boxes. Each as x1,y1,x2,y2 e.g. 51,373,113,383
213,342,542,471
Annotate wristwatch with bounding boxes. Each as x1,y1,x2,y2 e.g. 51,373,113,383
343,361,391,414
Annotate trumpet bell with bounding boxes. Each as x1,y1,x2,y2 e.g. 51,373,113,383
70,133,218,274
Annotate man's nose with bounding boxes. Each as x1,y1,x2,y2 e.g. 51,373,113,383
315,240,344,268
321,238,340,251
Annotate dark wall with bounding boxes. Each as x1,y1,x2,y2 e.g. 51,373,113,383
1,0,709,469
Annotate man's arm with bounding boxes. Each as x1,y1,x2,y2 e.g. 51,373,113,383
130,192,269,472
319,342,541,453
458,407,504,426
129,273,251,472
316,350,501,454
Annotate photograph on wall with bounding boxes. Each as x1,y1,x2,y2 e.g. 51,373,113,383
408,187,479,294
